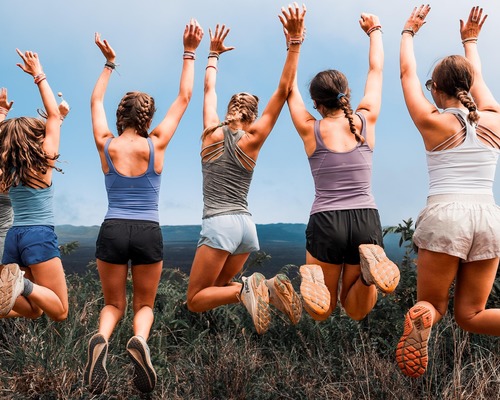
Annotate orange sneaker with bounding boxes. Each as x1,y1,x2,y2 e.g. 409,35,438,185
266,274,302,325
299,264,330,318
359,244,400,293
396,304,433,378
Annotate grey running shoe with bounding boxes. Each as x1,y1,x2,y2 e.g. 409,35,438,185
0,263,24,316
240,272,271,334
266,274,302,325
299,264,330,318
84,333,108,394
359,244,400,294
127,335,157,393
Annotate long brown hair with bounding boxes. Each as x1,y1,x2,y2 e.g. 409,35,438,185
116,91,156,138
309,69,365,143
432,55,479,125
202,92,259,140
0,117,60,190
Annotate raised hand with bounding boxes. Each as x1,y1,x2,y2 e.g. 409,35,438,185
94,32,116,63
184,18,204,52
359,13,381,35
279,3,306,42
16,49,44,77
208,24,235,55
460,6,487,41
0,88,13,113
403,4,431,35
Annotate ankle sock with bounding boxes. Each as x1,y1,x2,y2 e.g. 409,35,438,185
22,278,34,297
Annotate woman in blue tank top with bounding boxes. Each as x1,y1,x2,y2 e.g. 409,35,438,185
396,6,500,378
0,52,69,324
286,13,400,323
187,5,306,335
84,22,203,395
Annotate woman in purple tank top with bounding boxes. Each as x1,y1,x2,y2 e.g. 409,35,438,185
396,6,500,379
286,13,400,323
85,22,203,395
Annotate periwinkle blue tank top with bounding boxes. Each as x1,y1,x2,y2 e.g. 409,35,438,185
308,112,377,214
103,137,161,223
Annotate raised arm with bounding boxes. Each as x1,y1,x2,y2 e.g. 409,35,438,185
150,19,204,149
400,5,439,132
460,7,498,112
0,88,13,123
249,3,306,148
91,33,116,151
357,13,384,125
203,24,235,131
16,49,61,160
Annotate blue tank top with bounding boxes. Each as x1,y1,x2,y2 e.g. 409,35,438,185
9,184,55,226
103,137,161,222
308,112,377,214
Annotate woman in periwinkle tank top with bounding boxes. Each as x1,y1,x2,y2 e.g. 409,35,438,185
286,13,400,323
396,6,500,378
84,23,203,395
186,5,307,336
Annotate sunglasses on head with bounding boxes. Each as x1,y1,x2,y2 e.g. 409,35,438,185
425,79,433,91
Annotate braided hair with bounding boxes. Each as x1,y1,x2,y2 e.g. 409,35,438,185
116,92,156,138
0,117,60,191
432,55,479,125
202,92,259,139
309,69,365,143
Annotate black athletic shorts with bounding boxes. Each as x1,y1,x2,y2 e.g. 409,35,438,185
95,219,163,265
305,209,383,265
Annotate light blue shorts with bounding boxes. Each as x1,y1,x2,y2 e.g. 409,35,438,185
198,214,260,255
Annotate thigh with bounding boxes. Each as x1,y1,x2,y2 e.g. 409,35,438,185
306,251,342,305
131,262,163,309
215,252,250,286
339,264,361,303
29,257,68,308
97,259,129,306
416,249,460,315
454,258,499,319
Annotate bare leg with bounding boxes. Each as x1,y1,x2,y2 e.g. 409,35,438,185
187,245,249,312
131,262,162,340
305,251,341,320
454,257,500,335
340,264,377,320
96,260,128,340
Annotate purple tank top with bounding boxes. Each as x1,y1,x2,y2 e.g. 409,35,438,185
308,112,377,214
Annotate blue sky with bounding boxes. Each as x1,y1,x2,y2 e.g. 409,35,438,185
2,1,500,227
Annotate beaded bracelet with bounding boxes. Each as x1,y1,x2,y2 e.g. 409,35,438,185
288,36,303,46
0,107,9,116
183,51,196,60
401,28,415,37
104,61,116,71
208,52,220,60
462,37,478,45
34,73,46,85
366,25,382,36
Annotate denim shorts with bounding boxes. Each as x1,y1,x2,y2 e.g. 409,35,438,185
413,194,500,262
95,219,163,265
198,214,260,255
306,208,383,265
2,225,60,267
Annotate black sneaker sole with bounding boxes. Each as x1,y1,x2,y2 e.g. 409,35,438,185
84,334,108,394
127,336,157,393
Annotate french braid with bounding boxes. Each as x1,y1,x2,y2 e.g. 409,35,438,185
116,92,156,138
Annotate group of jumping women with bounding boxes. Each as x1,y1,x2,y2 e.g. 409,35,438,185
0,3,499,394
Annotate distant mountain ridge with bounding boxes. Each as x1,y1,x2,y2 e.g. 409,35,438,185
55,224,406,276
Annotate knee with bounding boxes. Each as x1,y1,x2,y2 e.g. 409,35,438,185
104,301,127,319
345,309,369,321
186,297,202,313
51,310,68,322
454,310,478,332
25,308,44,320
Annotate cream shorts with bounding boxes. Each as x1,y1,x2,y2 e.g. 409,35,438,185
413,194,500,262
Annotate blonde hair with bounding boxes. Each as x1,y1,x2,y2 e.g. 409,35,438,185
202,92,259,139
0,117,60,190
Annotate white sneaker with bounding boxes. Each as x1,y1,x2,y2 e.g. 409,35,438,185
127,335,157,393
240,273,271,334
359,244,400,293
0,263,24,316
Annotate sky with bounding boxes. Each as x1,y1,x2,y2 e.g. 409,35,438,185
1,0,500,227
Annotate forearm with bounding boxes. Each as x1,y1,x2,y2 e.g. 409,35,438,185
277,43,301,97
177,58,195,105
37,79,59,119
91,68,112,106
400,33,417,80
464,42,482,78
368,30,384,74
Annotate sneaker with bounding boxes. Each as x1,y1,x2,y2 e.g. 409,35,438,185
126,335,157,393
299,264,330,318
84,333,108,394
359,244,400,293
0,263,25,316
396,304,433,378
240,273,271,334
266,274,302,325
